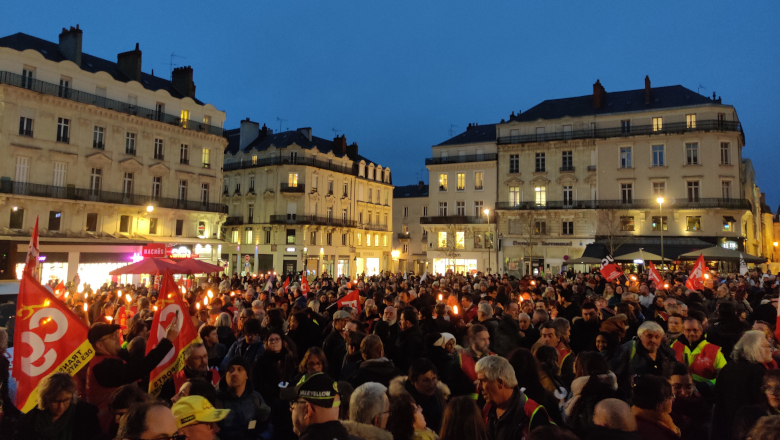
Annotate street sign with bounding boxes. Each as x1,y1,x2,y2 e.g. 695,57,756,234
245,255,250,262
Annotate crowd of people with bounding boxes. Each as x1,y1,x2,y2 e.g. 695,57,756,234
3,267,780,439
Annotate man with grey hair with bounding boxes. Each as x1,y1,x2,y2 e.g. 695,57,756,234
475,302,500,346
342,382,392,440
170,342,219,398
475,356,552,439
609,320,676,400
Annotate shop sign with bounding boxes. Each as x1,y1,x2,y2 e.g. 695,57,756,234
511,241,572,247
168,245,198,259
142,243,166,257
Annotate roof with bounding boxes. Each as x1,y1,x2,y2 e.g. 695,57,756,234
511,85,721,122
394,184,429,198
437,123,497,146
0,32,205,105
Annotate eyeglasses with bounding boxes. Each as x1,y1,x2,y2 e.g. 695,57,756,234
267,338,282,343
290,400,308,410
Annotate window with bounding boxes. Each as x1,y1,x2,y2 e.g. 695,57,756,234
621,183,633,204
717,113,726,128
152,176,162,198
327,207,333,220
202,148,210,168
93,126,104,149
57,118,70,143
9,208,23,229
383,213,388,225
22,67,34,89
534,221,546,235
52,162,66,187
19,117,33,137
652,145,664,167
15,157,29,183
180,110,190,129
509,155,519,174
178,180,188,200
455,232,465,249
652,117,663,132
653,181,665,197
367,233,372,247
474,232,483,248
652,216,668,231
148,218,158,235
563,125,572,139
562,220,574,235
90,168,102,193
620,216,635,231
720,142,731,165
246,228,253,244
383,235,387,247
620,147,632,168
685,142,699,165
312,176,319,191
722,181,732,199
343,234,348,246
120,215,131,233
457,173,465,191
621,120,631,134
86,213,98,232
536,127,545,142
534,186,546,207
123,173,134,195
201,183,210,204
343,182,349,197
475,171,484,190
290,152,298,164
439,174,448,191
687,181,700,202
403,207,408,218
252,155,257,165
203,115,211,126
374,234,379,247
438,232,448,248
310,231,317,244
265,230,271,244
343,209,349,221
288,173,298,187
155,103,164,121
249,177,255,191
126,132,136,155
368,188,373,202
687,216,701,231
154,138,164,160
58,76,71,98
723,216,734,232
359,212,364,224
328,180,334,195
563,186,573,206
535,152,546,172
403,244,408,253
456,201,465,216
562,151,573,170
423,206,428,216
686,114,697,129
175,219,184,236
509,186,521,206
198,221,206,238
439,202,448,216
232,230,239,243
474,200,484,216
180,144,189,165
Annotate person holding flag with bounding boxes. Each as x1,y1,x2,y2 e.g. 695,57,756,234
647,261,663,287
599,254,623,282
686,254,708,291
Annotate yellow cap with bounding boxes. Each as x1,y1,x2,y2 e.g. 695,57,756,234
172,396,230,429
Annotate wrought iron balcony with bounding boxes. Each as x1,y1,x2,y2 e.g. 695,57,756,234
425,153,498,166
420,215,494,224
180,158,190,165
364,223,388,231
280,183,305,193
397,233,411,240
56,134,69,144
223,155,358,176
125,147,136,156
93,141,104,150
0,71,224,136
560,166,575,172
154,153,165,160
0,180,227,213
224,216,244,226
587,165,597,171
19,129,33,137
497,119,742,144
269,215,357,227
495,198,752,211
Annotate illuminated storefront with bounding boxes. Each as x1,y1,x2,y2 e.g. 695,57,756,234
432,258,478,275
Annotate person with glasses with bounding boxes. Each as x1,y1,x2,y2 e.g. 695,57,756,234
215,356,271,440
252,330,299,439
106,384,152,439
172,395,230,440
115,401,183,440
169,343,220,401
733,370,780,440
281,372,352,440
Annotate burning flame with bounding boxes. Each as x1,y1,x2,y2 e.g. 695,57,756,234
105,315,113,322
704,273,710,280
64,291,69,298
83,303,88,312
630,275,637,281
181,286,186,294
153,305,158,311
44,299,50,306
438,294,443,301
230,291,235,297
207,290,214,298
126,294,132,304
453,305,459,315
203,297,208,306
530,281,536,286
196,303,201,310
664,283,670,289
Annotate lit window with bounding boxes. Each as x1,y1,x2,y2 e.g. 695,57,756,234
475,171,483,190
457,173,465,190
439,174,448,191
686,114,696,128
620,216,635,231
509,187,521,206
455,232,465,249
534,186,546,207
652,216,668,231
181,110,190,128
652,117,663,131
438,232,448,248
687,216,701,231
288,173,298,187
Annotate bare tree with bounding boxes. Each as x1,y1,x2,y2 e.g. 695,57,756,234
511,213,543,277
596,211,632,255
433,223,471,274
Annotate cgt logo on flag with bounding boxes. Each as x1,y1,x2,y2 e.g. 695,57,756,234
600,255,623,281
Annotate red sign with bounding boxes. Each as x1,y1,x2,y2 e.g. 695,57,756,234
245,255,250,262
600,254,623,281
142,243,166,258
337,289,362,313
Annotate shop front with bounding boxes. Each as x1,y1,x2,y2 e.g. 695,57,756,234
501,238,590,278
432,258,478,275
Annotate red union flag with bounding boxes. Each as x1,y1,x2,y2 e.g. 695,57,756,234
301,275,310,297
337,289,362,313
648,261,663,285
12,271,94,413
146,269,199,396
599,254,623,281
685,254,707,291
282,276,290,293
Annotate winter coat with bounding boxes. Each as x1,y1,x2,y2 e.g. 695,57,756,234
287,317,323,359
631,407,681,440
712,359,770,440
221,337,265,375
323,329,347,379
218,325,238,349
563,372,618,419
395,325,425,374
570,319,601,354
15,401,101,440
609,338,676,400
389,375,450,434
348,357,403,388
493,315,523,357
251,348,298,440
215,378,271,440
341,421,394,440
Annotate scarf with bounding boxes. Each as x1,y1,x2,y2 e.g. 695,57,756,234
631,406,681,436
30,404,76,440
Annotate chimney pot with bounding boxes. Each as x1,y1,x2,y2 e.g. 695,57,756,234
59,25,83,67
644,75,651,104
117,44,142,83
171,66,196,99
593,79,605,109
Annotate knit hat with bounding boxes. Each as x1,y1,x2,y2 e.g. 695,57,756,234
433,332,456,348
225,355,251,373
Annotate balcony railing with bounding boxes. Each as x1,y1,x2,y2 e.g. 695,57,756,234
154,153,165,160
398,233,411,240
0,71,224,136
497,119,742,144
587,165,597,171
0,180,228,213
203,163,211,169
425,153,498,166
180,158,190,165
364,223,388,231
19,129,33,137
126,147,136,156
223,155,359,176
93,141,104,150
560,166,574,172
269,215,358,228
280,183,305,193
420,215,494,224
496,198,752,211
224,216,244,226
56,134,69,144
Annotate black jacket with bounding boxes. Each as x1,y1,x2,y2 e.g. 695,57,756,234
16,401,101,440
608,338,676,401
394,325,424,373
493,315,523,356
92,338,174,388
299,420,361,440
712,360,769,440
348,357,403,388
485,388,552,440
433,316,455,334
570,319,601,354
323,330,347,379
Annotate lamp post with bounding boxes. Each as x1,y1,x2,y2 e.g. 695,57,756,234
657,197,665,270
484,208,492,275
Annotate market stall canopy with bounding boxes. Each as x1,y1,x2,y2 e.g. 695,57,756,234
564,256,603,265
174,258,223,275
108,258,184,275
613,250,665,262
677,246,767,263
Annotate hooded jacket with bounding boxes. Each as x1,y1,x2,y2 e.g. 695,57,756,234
348,357,403,388
215,378,271,440
220,337,265,375
562,372,618,418
493,315,523,356
389,375,451,434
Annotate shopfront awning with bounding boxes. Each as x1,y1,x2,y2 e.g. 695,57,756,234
581,237,715,261
678,246,767,263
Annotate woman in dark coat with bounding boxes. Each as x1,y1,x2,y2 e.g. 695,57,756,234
251,329,298,440
287,311,322,359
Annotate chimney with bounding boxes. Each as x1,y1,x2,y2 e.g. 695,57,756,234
593,79,605,109
333,135,347,156
117,43,142,82
239,118,260,150
644,75,651,104
171,66,196,99
346,142,359,160
261,123,271,136
418,180,425,190
59,25,82,67
297,127,312,142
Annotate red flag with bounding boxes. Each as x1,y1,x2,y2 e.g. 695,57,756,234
24,216,40,279
301,276,310,298
54,281,66,300
647,261,663,285
336,289,362,313
599,254,623,281
282,276,290,293
12,271,94,412
685,254,707,291
145,269,200,396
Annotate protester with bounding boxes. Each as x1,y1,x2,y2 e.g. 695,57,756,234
215,356,271,440
438,396,488,440
114,401,180,440
220,317,265,374
348,334,402,387
283,372,353,440
631,375,681,440
200,324,228,368
342,382,393,440
390,358,448,433
251,329,298,439
386,391,439,440
172,395,230,440
106,384,152,438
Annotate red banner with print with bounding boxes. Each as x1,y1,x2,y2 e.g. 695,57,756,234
599,255,623,281
648,261,663,285
685,254,707,291
301,276,310,297
336,289,362,313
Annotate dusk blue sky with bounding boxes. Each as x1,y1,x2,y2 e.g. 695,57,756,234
4,1,779,207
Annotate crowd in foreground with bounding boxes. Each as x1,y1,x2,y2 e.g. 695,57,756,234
3,267,780,440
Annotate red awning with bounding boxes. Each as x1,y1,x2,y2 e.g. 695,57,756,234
174,258,223,275
108,258,184,275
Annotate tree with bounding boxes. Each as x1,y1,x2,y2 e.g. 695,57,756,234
432,223,471,274
596,211,631,255
510,213,543,277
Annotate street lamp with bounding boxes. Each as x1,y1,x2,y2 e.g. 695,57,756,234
391,249,400,273
657,197,665,270
484,208,492,275
146,205,154,213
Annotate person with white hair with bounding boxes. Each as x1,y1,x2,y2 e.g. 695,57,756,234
609,320,677,400
341,382,393,440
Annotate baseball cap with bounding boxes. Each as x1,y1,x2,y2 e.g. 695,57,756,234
88,323,121,345
333,310,351,320
172,396,230,429
280,372,340,408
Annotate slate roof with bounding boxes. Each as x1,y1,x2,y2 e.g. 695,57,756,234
0,32,205,105
394,184,429,198
437,123,497,146
511,85,721,122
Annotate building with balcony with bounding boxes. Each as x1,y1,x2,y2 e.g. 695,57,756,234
392,181,429,274
222,120,392,277
495,77,756,276
425,123,498,274
0,27,227,284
